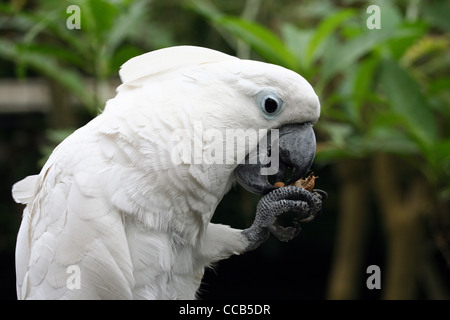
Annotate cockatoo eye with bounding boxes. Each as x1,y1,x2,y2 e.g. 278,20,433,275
256,90,284,119
264,97,278,114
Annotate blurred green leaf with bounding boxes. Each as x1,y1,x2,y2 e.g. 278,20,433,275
320,30,390,86
430,139,450,175
366,111,420,154
423,0,450,32
385,22,428,60
0,39,95,112
184,0,238,49
305,9,356,66
377,1,402,31
315,144,353,163
103,0,148,56
280,23,314,74
379,58,438,148
429,77,450,96
16,42,85,69
216,16,298,69
80,0,119,45
317,121,354,149
185,0,223,20
0,4,89,58
349,56,379,123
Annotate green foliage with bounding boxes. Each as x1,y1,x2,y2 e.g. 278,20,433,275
216,16,299,70
187,0,298,69
0,0,172,114
0,0,179,164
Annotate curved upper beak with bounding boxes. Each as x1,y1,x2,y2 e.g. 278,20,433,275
235,123,316,195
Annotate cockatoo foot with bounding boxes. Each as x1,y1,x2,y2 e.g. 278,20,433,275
243,186,326,251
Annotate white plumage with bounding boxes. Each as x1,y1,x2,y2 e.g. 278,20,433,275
12,46,320,299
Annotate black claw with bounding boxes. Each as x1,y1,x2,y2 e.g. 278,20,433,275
290,221,302,238
312,189,328,200
270,221,300,242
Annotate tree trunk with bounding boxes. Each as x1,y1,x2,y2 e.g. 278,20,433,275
47,80,76,128
327,159,370,299
372,153,428,299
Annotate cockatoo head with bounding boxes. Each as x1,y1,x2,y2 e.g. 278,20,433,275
116,46,320,198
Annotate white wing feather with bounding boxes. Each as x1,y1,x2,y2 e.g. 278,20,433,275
12,175,39,204
14,124,135,299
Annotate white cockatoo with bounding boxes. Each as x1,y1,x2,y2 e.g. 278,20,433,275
12,46,326,299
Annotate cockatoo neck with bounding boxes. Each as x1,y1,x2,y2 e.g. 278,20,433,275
100,94,240,240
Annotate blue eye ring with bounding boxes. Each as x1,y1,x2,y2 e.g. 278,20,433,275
256,90,284,119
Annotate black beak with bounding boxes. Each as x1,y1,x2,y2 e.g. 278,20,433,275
235,123,316,195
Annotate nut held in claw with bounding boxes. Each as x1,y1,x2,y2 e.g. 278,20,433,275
274,172,317,191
